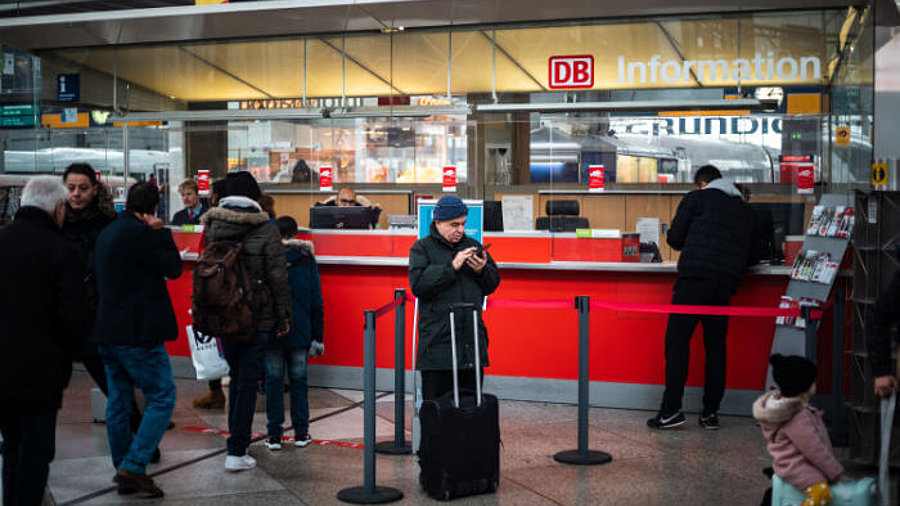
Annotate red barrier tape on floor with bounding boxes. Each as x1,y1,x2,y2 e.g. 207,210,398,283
181,426,365,450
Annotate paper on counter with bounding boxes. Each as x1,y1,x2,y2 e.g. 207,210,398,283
501,195,534,231
636,217,660,245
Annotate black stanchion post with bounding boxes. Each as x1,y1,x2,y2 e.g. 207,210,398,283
337,311,403,504
831,289,846,445
376,289,412,455
553,296,612,466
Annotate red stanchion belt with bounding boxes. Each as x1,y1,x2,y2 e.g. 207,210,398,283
181,426,364,450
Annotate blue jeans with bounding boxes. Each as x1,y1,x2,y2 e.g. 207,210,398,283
99,345,176,475
222,333,266,456
264,346,310,437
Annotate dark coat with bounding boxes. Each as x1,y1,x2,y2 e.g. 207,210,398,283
91,213,183,348
171,200,209,226
62,192,116,317
667,179,754,293
267,239,324,351
409,224,500,371
201,200,291,333
867,269,900,377
0,207,91,410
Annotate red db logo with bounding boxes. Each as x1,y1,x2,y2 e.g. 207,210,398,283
549,55,594,89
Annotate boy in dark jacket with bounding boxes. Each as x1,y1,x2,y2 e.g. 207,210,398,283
264,216,324,450
647,165,754,431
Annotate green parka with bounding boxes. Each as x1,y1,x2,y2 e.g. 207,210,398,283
409,224,500,371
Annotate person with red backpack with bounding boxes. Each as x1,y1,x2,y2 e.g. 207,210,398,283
199,172,291,472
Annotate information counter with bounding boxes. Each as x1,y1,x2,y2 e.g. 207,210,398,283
168,229,792,414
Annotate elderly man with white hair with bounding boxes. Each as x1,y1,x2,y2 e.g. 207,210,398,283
0,176,91,506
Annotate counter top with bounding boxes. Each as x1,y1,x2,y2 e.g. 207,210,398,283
314,255,792,275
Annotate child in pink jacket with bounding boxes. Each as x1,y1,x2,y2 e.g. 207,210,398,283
753,354,843,506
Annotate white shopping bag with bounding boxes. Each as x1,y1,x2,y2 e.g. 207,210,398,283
187,325,230,381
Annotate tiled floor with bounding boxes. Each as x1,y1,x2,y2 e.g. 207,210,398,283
1,371,863,505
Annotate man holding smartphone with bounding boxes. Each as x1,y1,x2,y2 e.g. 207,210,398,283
409,195,500,400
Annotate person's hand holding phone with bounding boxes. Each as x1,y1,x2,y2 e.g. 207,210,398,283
452,246,477,271
140,213,164,230
466,243,491,273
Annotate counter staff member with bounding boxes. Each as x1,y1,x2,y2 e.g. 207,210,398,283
316,187,383,227
170,178,208,226
868,267,900,398
409,195,500,400
0,177,91,506
647,165,754,431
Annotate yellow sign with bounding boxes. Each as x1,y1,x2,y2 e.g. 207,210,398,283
835,125,850,146
41,112,89,129
871,163,888,186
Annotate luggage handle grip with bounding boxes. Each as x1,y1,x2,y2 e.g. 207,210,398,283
448,303,482,409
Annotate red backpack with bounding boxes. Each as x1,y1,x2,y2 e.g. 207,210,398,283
192,241,260,342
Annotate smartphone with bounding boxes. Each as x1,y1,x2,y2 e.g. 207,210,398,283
476,243,493,255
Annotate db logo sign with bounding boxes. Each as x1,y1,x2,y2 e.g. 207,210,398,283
442,166,457,193
319,166,333,192
197,169,210,196
549,55,594,89
588,164,604,192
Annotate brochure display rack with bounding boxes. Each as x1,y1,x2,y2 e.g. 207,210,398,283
767,194,854,389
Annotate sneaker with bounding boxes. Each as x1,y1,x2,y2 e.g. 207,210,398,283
646,411,686,429
294,433,312,448
699,412,720,430
193,390,225,409
265,436,282,451
224,454,257,472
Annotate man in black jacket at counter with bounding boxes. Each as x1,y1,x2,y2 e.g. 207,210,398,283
868,267,900,398
647,165,754,431
0,176,91,506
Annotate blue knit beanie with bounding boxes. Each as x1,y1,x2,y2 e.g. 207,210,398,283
433,195,468,220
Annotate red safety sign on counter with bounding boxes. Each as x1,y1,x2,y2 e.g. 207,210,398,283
197,170,210,196
588,164,604,192
319,166,333,192
442,166,457,192
796,162,814,194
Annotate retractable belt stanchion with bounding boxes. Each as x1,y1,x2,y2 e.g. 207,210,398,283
337,310,403,504
376,289,412,455
553,295,612,466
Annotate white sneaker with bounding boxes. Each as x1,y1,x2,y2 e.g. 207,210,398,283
294,433,312,448
225,454,257,472
265,437,282,451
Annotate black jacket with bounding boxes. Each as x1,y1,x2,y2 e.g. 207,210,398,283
171,200,209,226
201,198,291,332
0,207,91,409
409,224,500,371
867,270,900,377
62,195,116,316
266,239,324,351
91,213,183,348
667,179,754,292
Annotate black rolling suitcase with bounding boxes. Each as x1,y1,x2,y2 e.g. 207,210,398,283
418,302,500,501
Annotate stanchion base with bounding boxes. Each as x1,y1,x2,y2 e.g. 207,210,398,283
375,440,412,455
553,449,613,466
337,486,403,504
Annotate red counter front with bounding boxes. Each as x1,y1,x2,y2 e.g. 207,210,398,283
168,229,794,412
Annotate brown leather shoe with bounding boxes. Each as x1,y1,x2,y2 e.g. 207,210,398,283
192,389,225,409
114,469,163,498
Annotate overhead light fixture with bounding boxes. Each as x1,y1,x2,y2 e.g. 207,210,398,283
330,105,470,118
113,108,324,122
476,99,777,114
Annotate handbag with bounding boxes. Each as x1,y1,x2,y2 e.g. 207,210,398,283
187,325,230,381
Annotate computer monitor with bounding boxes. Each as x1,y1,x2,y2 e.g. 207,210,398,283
749,202,805,260
483,201,504,232
310,206,376,229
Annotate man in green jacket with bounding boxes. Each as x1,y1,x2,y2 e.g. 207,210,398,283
409,195,500,400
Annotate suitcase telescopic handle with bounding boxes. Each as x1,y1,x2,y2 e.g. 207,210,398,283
447,303,482,408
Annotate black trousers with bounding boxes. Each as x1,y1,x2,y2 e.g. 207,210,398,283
222,334,265,456
421,369,482,401
661,277,732,415
0,404,58,506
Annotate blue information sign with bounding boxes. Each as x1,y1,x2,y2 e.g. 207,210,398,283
417,199,483,243
57,74,80,103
